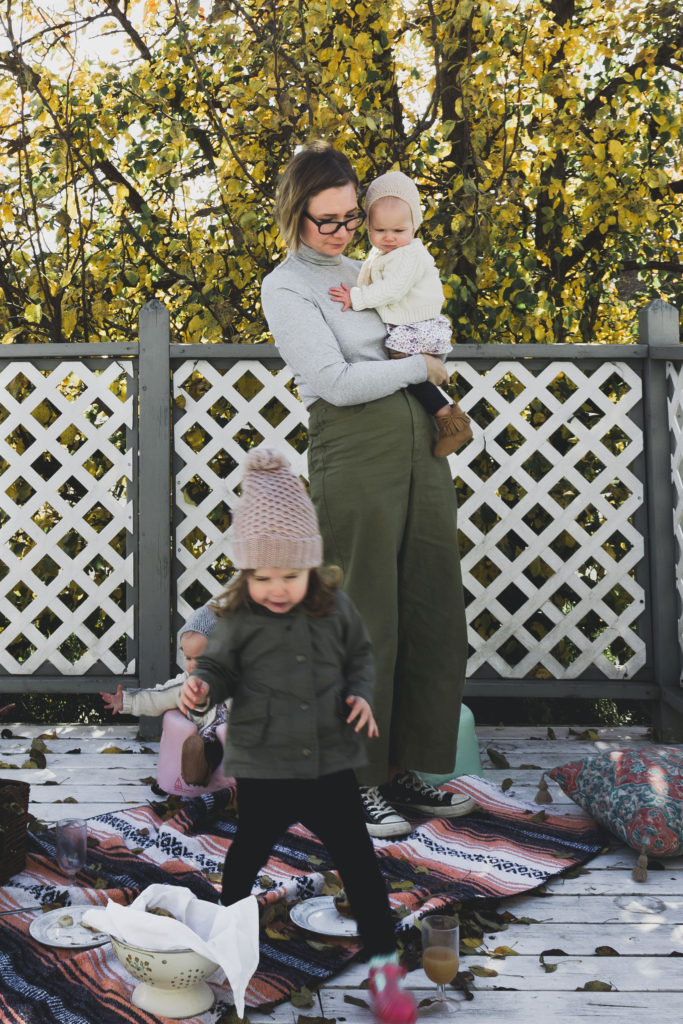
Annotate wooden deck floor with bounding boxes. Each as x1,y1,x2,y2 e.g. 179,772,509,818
2,721,682,1022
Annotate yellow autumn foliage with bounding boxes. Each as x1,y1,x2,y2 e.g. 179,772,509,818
0,0,680,346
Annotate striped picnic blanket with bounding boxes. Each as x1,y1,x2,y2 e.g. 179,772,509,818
0,776,603,1023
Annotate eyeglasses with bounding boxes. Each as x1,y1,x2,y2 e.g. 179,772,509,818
303,210,365,235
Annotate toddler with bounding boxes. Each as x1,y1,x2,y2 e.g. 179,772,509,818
179,447,417,1024
100,605,229,786
330,170,472,457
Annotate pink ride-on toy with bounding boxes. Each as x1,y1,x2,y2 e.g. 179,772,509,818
156,709,233,796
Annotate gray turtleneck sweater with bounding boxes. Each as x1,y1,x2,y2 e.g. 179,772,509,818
260,244,427,408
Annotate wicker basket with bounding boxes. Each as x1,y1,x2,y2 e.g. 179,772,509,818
0,779,29,884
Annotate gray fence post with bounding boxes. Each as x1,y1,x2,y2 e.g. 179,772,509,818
137,300,172,739
640,298,683,739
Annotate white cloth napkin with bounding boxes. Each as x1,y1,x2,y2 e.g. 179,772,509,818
83,884,259,1016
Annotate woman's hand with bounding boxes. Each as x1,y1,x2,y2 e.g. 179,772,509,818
178,675,210,716
345,695,379,738
423,354,450,387
329,283,352,311
101,685,124,715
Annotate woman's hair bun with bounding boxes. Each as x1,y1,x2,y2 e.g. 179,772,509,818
244,448,289,473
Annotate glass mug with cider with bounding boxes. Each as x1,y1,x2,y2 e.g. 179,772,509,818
421,914,460,1013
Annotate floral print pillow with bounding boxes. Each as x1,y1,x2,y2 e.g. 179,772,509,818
549,746,683,857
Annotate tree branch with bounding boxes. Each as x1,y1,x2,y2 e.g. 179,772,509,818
100,0,152,61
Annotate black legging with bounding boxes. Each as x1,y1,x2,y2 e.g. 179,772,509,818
221,770,396,958
408,380,448,416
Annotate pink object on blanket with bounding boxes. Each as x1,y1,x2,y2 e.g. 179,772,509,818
156,710,233,796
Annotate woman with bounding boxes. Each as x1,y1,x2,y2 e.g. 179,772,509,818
260,141,473,838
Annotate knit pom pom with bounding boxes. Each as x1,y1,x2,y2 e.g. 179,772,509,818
534,774,553,804
632,852,648,883
244,448,288,473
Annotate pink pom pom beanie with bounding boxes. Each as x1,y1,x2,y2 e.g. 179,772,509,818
230,448,323,570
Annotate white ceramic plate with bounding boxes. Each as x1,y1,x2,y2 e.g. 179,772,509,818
29,906,110,949
289,895,359,937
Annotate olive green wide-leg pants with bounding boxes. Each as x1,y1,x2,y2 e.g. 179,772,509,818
307,389,467,787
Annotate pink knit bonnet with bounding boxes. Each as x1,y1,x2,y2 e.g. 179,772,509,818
364,170,423,229
230,448,323,569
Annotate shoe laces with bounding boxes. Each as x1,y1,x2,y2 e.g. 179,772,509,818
400,772,441,798
361,786,396,815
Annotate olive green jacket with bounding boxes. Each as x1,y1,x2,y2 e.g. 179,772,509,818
188,590,375,780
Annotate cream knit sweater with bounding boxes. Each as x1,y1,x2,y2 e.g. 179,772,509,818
350,238,446,325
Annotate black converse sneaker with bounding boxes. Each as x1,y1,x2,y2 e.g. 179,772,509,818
379,771,476,818
360,786,413,839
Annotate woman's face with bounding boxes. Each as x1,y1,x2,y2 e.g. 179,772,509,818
299,183,361,256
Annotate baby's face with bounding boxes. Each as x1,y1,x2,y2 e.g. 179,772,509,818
181,631,208,673
367,196,414,254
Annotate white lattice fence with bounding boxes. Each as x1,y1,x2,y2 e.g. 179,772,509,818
668,361,683,667
173,357,646,681
454,360,644,680
0,362,134,674
174,360,307,626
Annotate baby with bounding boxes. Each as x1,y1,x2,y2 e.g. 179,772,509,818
330,170,472,457
100,605,228,786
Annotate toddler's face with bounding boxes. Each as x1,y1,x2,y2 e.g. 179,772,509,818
181,631,208,673
367,196,414,254
247,568,310,615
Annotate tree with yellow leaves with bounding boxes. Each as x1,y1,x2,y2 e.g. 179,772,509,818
0,0,680,345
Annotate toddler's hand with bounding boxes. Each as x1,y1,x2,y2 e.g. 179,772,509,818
345,696,379,738
101,684,124,715
178,675,209,715
329,283,352,311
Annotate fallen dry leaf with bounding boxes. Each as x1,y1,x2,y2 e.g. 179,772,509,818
290,987,315,1009
451,971,475,1000
321,871,341,896
305,939,336,953
487,748,510,769
539,950,564,973
488,946,520,959
569,728,599,741
469,965,498,978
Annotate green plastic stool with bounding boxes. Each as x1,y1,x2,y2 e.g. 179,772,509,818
417,703,482,786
